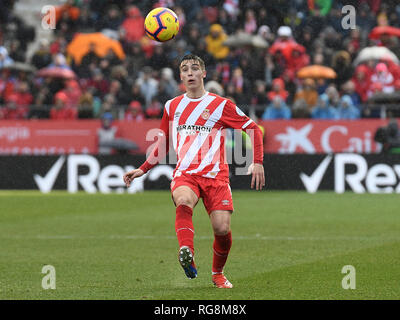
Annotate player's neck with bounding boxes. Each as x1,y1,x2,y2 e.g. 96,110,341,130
185,88,207,100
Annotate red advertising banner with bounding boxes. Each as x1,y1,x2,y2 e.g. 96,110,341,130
0,119,393,155
259,119,391,154
0,120,100,155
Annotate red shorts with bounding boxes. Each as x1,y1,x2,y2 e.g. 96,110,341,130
170,172,234,215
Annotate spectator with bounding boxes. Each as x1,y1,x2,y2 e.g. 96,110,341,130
0,46,13,69
50,91,78,120
223,0,240,22
341,80,361,109
78,42,101,78
146,98,162,119
216,8,236,36
374,118,400,154
325,84,340,108
149,45,167,71
77,90,94,119
311,93,338,119
124,42,147,79
75,5,96,32
251,80,269,118
49,53,70,69
100,94,116,115
160,67,178,98
269,26,297,60
121,6,145,43
205,80,225,96
294,78,319,111
370,62,395,94
6,81,33,114
129,83,146,107
0,96,27,119
337,95,361,120
243,9,257,34
97,112,118,155
267,78,289,102
125,101,145,122
179,0,201,22
258,25,275,44
357,3,376,35
97,5,122,32
107,80,125,105
352,64,373,102
284,43,310,81
262,96,291,120
30,86,51,119
136,66,159,107
8,40,25,63
86,69,110,98
205,24,230,61
227,67,251,105
292,98,310,118
64,80,82,109
31,39,52,70
331,50,353,88
304,7,326,39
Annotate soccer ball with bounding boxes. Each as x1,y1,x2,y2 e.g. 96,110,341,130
144,7,179,42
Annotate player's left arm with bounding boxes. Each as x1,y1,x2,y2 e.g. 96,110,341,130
221,99,265,190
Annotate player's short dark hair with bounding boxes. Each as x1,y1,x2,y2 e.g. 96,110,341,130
180,54,205,70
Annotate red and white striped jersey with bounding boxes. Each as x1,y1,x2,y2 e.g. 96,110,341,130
140,91,263,182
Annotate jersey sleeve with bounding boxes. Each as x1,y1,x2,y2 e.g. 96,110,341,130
139,105,170,173
220,99,264,164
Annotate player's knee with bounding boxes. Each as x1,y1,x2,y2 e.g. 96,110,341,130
175,196,194,208
213,223,230,235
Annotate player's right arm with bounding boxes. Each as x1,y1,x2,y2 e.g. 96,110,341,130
123,106,170,187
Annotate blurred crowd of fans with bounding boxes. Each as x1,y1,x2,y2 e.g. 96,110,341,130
0,0,400,121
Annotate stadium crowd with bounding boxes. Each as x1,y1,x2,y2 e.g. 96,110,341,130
0,0,400,121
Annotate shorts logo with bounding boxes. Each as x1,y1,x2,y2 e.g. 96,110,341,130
171,180,175,188
222,200,230,206
201,109,210,120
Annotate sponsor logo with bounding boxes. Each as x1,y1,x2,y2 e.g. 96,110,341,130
0,126,30,142
275,124,375,154
174,112,181,119
34,155,173,193
300,154,400,193
176,124,212,136
276,124,315,153
201,109,210,120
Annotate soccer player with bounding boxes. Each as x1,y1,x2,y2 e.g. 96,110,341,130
123,54,265,288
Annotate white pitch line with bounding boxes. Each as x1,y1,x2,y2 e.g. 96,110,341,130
1,234,399,241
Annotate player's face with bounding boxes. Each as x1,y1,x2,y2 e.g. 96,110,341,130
179,60,206,90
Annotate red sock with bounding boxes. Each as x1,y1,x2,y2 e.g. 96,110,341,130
212,231,232,274
175,205,194,254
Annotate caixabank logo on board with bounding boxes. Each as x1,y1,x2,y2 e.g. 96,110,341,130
300,154,400,193
33,155,173,193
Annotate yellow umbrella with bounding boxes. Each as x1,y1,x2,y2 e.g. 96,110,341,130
67,33,126,65
297,65,337,79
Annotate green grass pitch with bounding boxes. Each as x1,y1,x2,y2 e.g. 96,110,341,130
0,190,399,300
